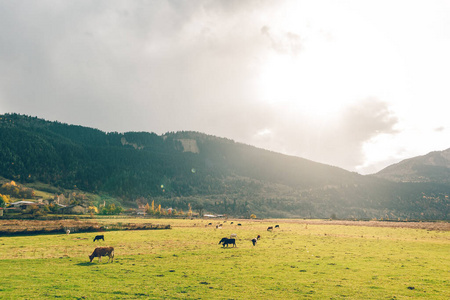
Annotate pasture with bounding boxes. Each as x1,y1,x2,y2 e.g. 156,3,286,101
0,218,449,299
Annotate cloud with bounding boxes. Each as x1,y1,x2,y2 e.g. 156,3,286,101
245,98,399,171
0,1,272,132
340,98,398,142
261,25,303,55
329,98,398,168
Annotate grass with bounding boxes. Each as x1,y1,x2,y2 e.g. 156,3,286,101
0,218,448,299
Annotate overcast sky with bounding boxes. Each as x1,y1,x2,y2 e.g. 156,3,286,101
1,0,450,174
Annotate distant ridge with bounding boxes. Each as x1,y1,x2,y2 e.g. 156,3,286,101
375,148,450,183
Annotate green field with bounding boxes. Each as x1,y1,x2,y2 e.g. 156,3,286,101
0,219,449,299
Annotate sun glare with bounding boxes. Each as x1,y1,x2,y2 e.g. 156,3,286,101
257,0,409,126
258,51,348,121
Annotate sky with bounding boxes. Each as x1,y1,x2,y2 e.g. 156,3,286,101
1,0,450,174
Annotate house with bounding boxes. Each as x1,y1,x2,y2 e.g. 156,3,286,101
9,201,44,210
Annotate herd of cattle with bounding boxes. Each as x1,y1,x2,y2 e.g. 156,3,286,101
85,224,280,263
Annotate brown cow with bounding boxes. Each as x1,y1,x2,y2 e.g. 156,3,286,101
89,247,114,263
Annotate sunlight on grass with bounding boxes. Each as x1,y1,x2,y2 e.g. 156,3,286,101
0,218,448,299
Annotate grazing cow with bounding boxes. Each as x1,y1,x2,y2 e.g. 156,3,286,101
230,222,234,224
93,235,104,242
89,247,114,263
66,229,70,235
230,233,237,239
267,226,273,231
208,223,212,226
257,234,261,240
275,225,280,228
219,238,236,247
237,223,242,226
252,238,257,246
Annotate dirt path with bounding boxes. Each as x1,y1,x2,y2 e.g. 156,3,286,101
263,219,450,231
1,218,448,233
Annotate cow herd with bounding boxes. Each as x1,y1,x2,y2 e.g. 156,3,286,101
217,223,279,248
267,225,280,231
84,222,280,263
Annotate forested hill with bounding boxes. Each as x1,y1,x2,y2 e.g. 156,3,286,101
1,113,449,220
0,113,360,193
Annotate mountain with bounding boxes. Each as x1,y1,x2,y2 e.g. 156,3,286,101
0,113,361,192
375,148,450,183
1,113,449,220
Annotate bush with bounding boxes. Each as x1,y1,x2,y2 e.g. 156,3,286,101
99,203,123,215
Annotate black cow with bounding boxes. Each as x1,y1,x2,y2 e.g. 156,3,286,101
267,226,273,231
219,237,236,247
275,225,280,228
93,235,104,242
251,238,257,246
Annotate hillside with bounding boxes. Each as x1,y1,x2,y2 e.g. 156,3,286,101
375,148,450,183
1,113,449,220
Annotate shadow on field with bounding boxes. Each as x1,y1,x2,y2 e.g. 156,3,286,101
76,262,94,267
